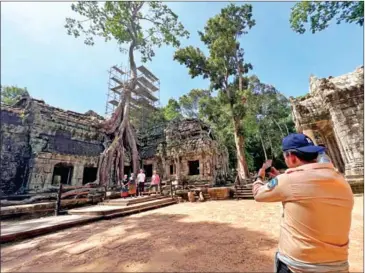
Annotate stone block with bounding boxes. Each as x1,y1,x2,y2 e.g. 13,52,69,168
207,187,230,200
43,164,53,173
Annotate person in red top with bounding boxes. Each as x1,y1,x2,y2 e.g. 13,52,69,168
150,170,160,193
252,133,353,273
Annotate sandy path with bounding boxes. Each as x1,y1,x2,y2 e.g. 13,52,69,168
1,196,363,272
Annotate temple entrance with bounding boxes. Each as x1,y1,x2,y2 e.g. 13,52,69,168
82,167,97,185
52,163,73,185
124,166,131,177
188,160,200,175
144,164,153,178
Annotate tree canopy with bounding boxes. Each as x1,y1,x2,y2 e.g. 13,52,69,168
290,1,364,34
179,89,210,118
174,3,255,179
65,2,189,62
163,98,182,121
198,76,295,172
65,1,189,186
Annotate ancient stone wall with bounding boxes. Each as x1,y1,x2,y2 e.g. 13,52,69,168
156,119,229,186
1,95,230,193
290,66,364,192
0,95,106,194
0,107,31,194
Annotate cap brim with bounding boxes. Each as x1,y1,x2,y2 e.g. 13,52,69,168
295,145,326,153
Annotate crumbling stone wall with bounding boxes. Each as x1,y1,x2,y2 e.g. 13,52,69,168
0,95,106,194
156,119,229,186
290,66,364,193
1,95,230,194
0,107,31,195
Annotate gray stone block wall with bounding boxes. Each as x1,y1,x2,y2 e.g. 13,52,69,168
0,108,31,195
1,96,106,194
290,66,364,188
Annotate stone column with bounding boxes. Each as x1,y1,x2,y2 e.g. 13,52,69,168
175,157,181,184
326,91,364,186
72,165,83,186
327,134,345,173
302,128,317,145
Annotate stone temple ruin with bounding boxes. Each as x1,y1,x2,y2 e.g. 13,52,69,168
290,66,364,193
1,95,105,194
0,94,229,195
1,66,363,197
151,119,228,185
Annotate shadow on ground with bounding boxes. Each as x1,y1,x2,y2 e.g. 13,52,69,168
1,211,277,272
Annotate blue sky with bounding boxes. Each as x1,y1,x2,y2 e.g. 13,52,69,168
2,2,363,116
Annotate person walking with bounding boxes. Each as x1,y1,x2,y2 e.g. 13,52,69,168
253,133,354,273
150,170,161,194
137,169,146,197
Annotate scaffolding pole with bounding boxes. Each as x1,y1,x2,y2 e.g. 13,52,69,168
104,64,160,131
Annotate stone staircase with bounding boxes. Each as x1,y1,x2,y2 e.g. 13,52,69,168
234,184,254,199
68,195,176,218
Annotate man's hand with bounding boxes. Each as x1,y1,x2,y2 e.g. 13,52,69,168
268,167,280,178
257,165,280,180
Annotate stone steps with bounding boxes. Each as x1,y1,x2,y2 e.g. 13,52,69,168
68,197,176,217
234,186,253,199
1,197,177,244
1,215,101,244
101,195,164,206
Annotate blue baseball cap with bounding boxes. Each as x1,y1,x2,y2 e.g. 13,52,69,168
282,133,326,153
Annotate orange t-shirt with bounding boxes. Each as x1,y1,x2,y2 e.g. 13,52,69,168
253,163,354,264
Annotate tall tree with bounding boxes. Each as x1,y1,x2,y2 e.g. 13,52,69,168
243,76,295,168
1,86,28,106
199,93,238,170
65,2,189,186
290,1,364,34
179,89,210,118
174,4,255,180
163,98,182,121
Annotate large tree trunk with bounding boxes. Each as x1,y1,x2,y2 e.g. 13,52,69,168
96,40,140,186
272,118,284,138
258,129,268,161
232,117,250,180
283,122,290,136
231,51,250,181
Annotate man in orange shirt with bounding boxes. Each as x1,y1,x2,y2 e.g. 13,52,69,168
253,133,354,273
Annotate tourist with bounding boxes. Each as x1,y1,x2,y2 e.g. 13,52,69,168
252,133,354,273
150,170,160,193
128,173,137,198
137,169,146,197
121,174,129,198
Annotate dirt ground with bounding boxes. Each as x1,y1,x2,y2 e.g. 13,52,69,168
1,196,363,272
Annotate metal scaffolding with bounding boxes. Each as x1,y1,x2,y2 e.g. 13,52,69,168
105,64,160,131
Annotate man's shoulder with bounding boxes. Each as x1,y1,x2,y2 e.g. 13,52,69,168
275,173,290,183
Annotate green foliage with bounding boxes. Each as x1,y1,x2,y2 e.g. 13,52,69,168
179,89,210,118
1,85,28,106
174,4,256,174
65,2,189,62
290,1,364,34
174,4,255,93
197,76,295,172
163,98,182,121
243,77,295,169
